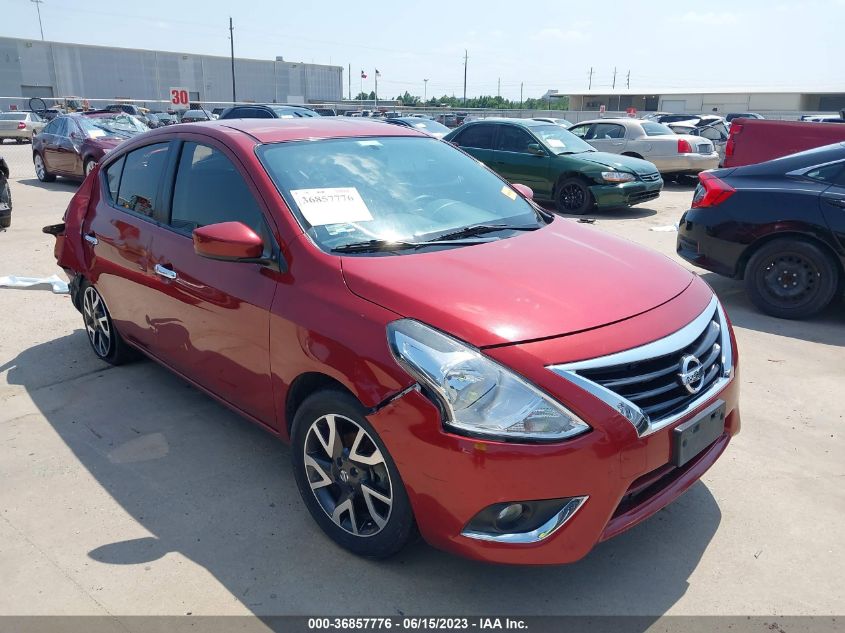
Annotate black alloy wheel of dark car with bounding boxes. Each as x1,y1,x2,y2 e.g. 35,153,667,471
291,389,416,558
0,177,10,228
555,177,593,214
34,153,56,182
745,239,839,319
81,282,136,365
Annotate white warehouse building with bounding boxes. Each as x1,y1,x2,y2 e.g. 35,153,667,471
563,88,845,116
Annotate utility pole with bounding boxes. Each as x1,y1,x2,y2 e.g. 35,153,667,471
588,67,593,90
463,50,468,105
612,67,617,90
626,70,631,89
497,77,500,98
229,17,236,103
520,82,523,110
31,0,45,41
423,78,428,102
348,64,351,100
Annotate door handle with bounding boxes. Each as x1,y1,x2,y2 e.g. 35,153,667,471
154,264,177,280
825,198,845,208
84,234,98,246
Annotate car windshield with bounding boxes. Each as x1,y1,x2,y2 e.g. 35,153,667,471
270,106,318,118
530,125,595,154
642,122,675,136
406,119,450,134
79,115,149,139
257,136,545,254
0,113,26,120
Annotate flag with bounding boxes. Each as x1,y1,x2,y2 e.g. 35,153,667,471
360,70,367,79
375,69,381,77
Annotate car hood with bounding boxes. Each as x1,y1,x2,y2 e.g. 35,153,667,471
566,151,657,175
341,220,694,348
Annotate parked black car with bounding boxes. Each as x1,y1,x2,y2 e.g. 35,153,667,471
0,155,11,228
677,142,845,319
180,109,214,123
218,104,319,119
726,112,764,122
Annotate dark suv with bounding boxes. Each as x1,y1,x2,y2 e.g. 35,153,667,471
218,104,319,119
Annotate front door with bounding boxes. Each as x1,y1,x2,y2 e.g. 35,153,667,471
489,124,550,196
144,140,277,425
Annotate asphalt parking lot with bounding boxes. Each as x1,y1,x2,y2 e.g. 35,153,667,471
0,140,843,618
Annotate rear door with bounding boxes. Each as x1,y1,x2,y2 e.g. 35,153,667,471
143,138,277,425
41,117,67,173
489,124,551,195
816,161,845,250
450,123,496,166
82,142,174,349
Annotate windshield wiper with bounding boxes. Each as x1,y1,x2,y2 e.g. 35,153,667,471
425,223,539,242
332,237,495,253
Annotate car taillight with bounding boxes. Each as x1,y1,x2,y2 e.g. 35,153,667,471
725,123,743,157
691,171,736,208
17,122,26,129
677,138,693,153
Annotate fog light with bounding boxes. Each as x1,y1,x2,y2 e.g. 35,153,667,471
495,503,525,529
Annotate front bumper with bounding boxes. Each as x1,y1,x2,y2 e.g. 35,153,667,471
591,178,663,208
652,153,720,175
368,287,740,565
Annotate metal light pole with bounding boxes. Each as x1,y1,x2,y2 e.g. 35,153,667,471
423,78,428,103
31,0,45,41
229,17,236,103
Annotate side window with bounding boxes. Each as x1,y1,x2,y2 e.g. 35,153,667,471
170,142,267,236
805,162,845,185
454,124,495,150
700,127,723,142
569,124,591,139
116,143,171,218
53,118,68,137
240,107,272,119
104,155,125,203
593,123,625,139
42,118,59,134
497,126,535,153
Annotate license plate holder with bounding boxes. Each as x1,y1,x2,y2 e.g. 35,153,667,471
671,400,726,467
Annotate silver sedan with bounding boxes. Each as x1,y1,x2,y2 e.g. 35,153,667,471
0,111,47,144
568,118,719,176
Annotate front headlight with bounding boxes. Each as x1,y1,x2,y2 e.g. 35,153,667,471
601,171,636,183
387,319,590,441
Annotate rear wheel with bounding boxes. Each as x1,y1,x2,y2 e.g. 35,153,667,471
34,153,55,182
84,159,96,177
555,177,593,214
291,389,415,558
81,282,136,364
745,239,839,319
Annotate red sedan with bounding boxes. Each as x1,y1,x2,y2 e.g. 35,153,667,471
44,118,740,564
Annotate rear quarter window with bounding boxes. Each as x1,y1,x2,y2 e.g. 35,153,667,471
115,143,171,218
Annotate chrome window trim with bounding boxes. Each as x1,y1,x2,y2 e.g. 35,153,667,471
461,496,588,544
547,297,733,437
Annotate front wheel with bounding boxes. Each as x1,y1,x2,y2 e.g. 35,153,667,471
34,153,56,182
291,389,416,558
555,177,594,214
81,282,136,364
745,239,839,319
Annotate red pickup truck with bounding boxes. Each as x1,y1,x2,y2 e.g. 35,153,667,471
724,117,845,167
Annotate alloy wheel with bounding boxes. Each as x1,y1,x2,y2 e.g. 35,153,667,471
303,413,393,537
560,183,586,211
83,286,112,358
85,160,96,176
34,154,45,180
761,254,818,304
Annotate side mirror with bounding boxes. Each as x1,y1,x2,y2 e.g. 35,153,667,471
527,143,545,156
193,221,264,261
512,183,534,200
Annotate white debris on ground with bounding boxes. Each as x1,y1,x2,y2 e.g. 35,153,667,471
0,275,69,294
650,223,680,232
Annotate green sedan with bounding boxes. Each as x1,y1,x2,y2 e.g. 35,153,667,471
443,118,663,214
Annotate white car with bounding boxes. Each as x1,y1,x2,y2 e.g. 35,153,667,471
568,118,719,176
0,111,47,144
532,116,574,127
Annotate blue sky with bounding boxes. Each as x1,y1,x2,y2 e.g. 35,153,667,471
3,0,844,100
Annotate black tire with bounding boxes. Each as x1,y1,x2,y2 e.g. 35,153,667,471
15,138,24,145
555,177,594,214
0,177,11,229
291,389,416,559
745,239,839,319
34,152,56,182
80,281,137,365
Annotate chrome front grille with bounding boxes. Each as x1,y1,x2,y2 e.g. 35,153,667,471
640,172,661,182
578,313,721,420
548,297,733,436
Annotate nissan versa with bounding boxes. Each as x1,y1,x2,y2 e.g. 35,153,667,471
444,118,663,213
44,119,739,564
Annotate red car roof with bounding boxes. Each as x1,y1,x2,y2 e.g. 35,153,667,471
182,118,426,143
